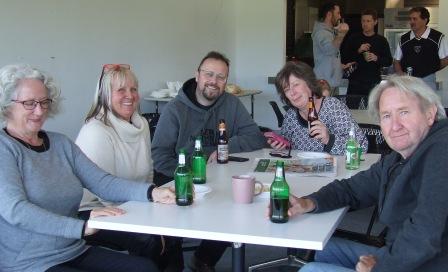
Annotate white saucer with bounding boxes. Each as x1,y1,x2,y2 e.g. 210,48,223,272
194,184,212,198
296,152,330,159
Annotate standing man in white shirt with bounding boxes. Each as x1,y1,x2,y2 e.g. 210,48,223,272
393,7,448,90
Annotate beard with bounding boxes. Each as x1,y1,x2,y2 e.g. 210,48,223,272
332,17,339,27
201,83,222,101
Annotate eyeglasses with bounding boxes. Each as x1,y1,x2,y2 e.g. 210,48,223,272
98,64,131,90
199,69,227,83
12,98,53,110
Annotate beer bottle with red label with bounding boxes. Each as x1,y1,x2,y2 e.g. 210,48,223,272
217,119,229,164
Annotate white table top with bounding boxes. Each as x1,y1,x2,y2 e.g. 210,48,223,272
89,149,380,250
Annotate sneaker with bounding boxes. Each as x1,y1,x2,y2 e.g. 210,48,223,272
189,255,216,272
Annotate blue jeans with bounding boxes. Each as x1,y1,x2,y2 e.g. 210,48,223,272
299,237,380,272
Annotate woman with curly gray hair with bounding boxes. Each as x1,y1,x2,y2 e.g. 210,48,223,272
0,64,175,272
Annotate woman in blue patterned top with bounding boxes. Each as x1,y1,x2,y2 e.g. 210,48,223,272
269,61,368,155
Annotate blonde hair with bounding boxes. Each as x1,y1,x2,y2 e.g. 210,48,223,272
85,67,138,125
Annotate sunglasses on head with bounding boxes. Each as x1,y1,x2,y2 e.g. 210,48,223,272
98,64,131,90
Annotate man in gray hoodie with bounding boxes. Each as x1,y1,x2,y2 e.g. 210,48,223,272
152,51,266,271
152,51,265,183
312,2,349,90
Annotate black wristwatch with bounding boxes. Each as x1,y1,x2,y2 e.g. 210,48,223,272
147,184,157,202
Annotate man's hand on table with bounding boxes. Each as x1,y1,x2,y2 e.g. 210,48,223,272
266,194,316,218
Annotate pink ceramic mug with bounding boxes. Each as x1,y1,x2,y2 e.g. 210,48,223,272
232,175,263,204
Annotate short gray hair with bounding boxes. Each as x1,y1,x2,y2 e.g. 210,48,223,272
0,64,61,121
368,75,446,122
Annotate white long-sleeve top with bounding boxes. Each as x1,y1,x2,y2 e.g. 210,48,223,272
75,112,152,210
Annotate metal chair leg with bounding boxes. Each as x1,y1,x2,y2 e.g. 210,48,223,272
248,257,290,272
247,249,308,271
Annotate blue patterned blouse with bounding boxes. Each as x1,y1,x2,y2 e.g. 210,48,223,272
281,97,368,155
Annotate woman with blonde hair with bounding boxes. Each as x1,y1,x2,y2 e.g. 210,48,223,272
76,64,183,271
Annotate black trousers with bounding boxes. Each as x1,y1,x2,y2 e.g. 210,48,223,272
195,240,230,266
46,246,159,272
78,211,184,271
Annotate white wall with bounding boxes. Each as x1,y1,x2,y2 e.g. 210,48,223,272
0,0,285,139
234,0,286,130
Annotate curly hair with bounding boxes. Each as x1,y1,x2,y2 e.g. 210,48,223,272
0,64,61,121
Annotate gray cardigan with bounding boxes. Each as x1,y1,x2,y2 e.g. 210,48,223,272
0,130,149,272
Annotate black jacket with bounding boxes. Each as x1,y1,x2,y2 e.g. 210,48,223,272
308,119,448,271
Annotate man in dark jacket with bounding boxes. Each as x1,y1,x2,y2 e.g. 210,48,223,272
287,75,448,272
342,9,392,96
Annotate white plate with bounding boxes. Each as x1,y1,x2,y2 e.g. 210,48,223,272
296,152,330,159
194,184,212,198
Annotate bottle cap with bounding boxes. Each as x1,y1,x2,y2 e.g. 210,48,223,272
179,148,186,164
195,138,201,149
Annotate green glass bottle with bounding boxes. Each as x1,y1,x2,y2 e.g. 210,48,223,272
192,136,206,184
345,123,360,170
174,149,193,206
270,160,290,223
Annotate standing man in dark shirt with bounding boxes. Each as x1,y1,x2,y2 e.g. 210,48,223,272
394,7,448,90
342,9,392,96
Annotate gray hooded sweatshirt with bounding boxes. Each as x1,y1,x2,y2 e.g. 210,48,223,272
151,78,266,177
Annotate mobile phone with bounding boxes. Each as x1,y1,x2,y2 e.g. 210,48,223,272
228,156,250,162
263,131,290,147
269,150,292,159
